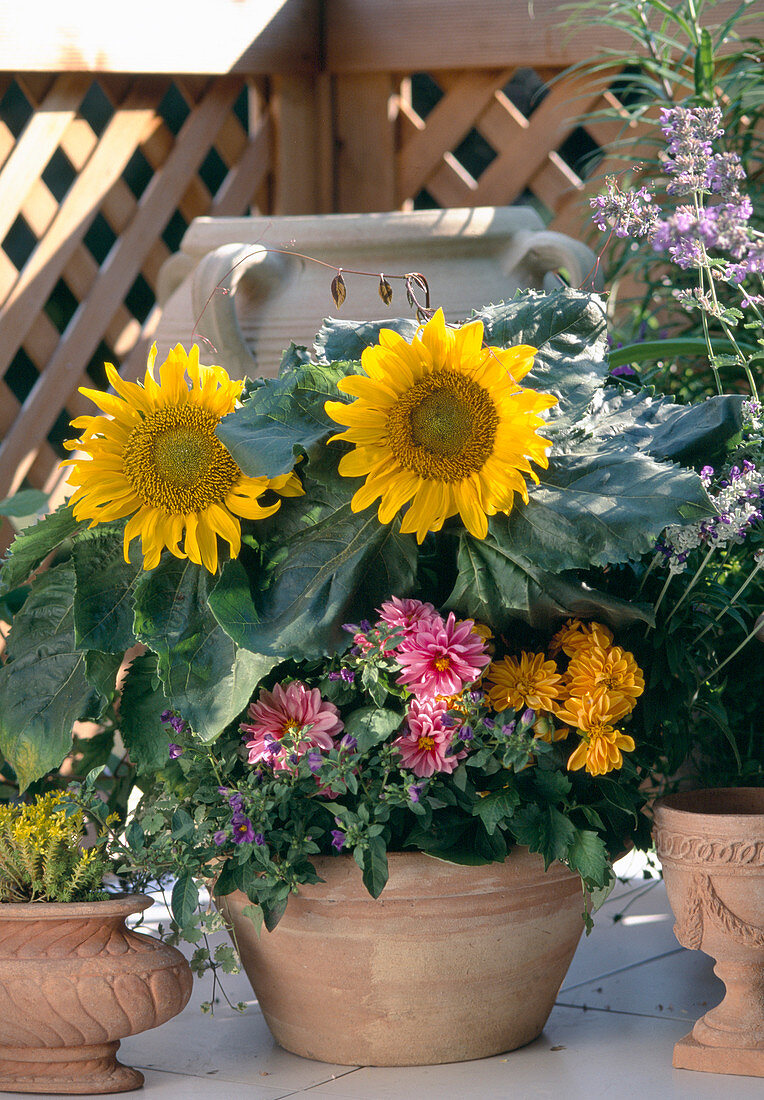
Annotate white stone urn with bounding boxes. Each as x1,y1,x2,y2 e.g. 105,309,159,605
154,206,599,379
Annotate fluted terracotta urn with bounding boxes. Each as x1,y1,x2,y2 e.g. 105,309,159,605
220,848,586,1066
653,788,764,1077
0,894,193,1094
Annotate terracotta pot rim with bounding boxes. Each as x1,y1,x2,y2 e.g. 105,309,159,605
0,892,153,919
654,787,764,822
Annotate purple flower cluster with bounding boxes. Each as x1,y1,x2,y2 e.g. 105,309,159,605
660,460,764,572
161,709,188,758
591,106,762,289
590,180,659,239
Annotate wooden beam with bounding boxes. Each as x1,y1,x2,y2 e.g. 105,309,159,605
325,0,760,72
0,0,320,75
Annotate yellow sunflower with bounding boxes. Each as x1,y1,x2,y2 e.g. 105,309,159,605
565,644,645,720
557,695,636,776
64,344,303,572
486,651,565,713
324,309,557,542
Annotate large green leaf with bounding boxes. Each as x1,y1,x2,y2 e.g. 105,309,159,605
0,489,49,517
133,556,210,652
579,390,744,467
134,558,274,741
209,458,418,659
505,441,712,572
119,651,171,771
0,505,84,595
72,527,140,653
470,290,609,426
156,607,275,741
313,317,419,365
449,528,653,630
0,562,91,789
216,358,357,480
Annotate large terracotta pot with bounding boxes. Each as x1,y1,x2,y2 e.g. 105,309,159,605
220,848,586,1066
0,894,193,1094
653,788,764,1078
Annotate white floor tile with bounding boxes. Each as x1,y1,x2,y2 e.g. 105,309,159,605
305,1007,762,1100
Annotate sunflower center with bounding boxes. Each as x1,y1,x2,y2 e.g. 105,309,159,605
386,369,498,482
123,404,241,514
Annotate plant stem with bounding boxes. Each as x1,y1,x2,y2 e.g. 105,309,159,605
665,543,717,625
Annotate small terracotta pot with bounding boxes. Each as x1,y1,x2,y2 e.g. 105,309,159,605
0,894,193,1094
220,848,586,1066
653,787,764,1078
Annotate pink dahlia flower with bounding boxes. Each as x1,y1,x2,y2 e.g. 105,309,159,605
241,681,343,771
394,696,460,777
377,596,439,641
396,612,490,698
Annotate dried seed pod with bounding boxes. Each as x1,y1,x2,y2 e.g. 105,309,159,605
331,271,347,308
378,275,393,306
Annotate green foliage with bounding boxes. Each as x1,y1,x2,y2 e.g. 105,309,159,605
0,791,113,903
565,0,764,397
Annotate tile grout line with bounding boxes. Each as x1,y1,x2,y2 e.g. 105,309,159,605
559,945,685,992
554,1000,697,1023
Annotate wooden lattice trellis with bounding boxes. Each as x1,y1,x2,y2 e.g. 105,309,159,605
0,73,275,541
390,67,652,234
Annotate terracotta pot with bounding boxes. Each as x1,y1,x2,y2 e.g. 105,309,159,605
0,893,193,1094
220,848,586,1066
653,788,764,1078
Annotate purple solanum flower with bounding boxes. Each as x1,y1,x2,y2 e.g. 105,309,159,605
330,829,347,852
168,743,183,759
213,830,227,847
231,813,255,845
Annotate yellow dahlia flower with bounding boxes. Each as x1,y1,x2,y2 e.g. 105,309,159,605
558,695,636,776
486,651,565,713
64,344,302,572
548,618,614,659
324,309,557,542
565,644,645,720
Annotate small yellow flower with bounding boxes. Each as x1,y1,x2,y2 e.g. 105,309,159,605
64,344,303,572
557,695,636,776
548,618,614,658
486,651,565,713
532,713,569,743
565,644,644,720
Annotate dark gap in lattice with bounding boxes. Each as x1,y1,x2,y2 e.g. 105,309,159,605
85,339,116,391
199,147,228,195
233,85,249,130
0,80,33,139
47,406,74,458
44,279,78,334
79,81,114,137
5,348,38,404
452,128,497,180
123,147,153,201
609,64,650,110
41,147,77,203
502,69,548,119
158,83,190,137
410,74,443,120
2,215,37,271
84,213,117,266
513,187,553,226
557,126,603,180
162,211,187,253
124,273,154,324
413,188,440,210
